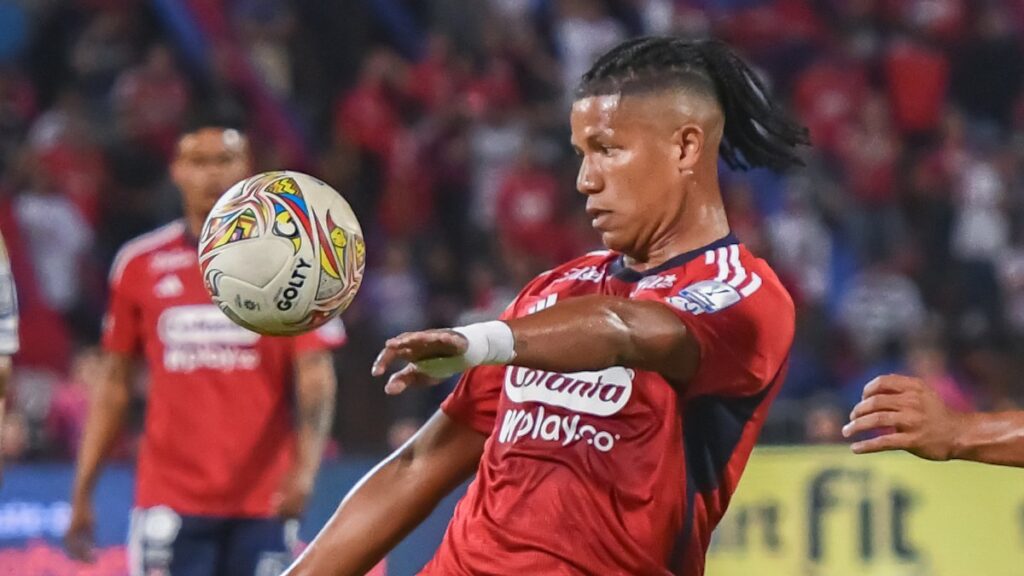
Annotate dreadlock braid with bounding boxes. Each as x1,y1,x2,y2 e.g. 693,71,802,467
577,37,810,172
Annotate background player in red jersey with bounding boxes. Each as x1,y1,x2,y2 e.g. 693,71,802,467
844,374,1024,467
64,117,345,575
286,37,808,576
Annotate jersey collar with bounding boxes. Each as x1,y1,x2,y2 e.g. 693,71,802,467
609,233,738,283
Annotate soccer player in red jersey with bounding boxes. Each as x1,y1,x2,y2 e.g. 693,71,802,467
287,37,809,576
65,118,346,575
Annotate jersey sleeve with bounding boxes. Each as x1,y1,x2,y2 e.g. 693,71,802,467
292,317,348,355
0,234,18,356
632,252,795,399
102,253,144,356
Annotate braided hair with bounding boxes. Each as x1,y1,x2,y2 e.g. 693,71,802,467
577,37,810,172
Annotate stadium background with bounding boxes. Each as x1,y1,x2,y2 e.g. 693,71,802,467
0,0,1022,574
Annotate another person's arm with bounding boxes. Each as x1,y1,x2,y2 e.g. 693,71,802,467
274,350,337,518
283,410,485,576
843,374,1024,467
0,232,19,479
66,352,133,561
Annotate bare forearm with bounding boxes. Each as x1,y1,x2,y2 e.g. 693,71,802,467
286,412,483,576
73,358,131,501
953,412,1024,467
506,295,697,380
295,392,334,480
293,352,337,480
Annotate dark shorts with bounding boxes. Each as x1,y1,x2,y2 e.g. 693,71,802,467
127,507,297,576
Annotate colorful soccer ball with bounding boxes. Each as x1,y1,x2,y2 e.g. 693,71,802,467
198,170,365,336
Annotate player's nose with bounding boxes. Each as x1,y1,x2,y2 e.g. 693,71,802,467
576,158,603,195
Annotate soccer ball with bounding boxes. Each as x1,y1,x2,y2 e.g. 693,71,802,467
198,170,365,336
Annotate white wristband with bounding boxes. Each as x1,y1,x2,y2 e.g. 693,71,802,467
413,321,516,379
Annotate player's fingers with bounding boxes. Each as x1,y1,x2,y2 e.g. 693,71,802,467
371,343,401,376
851,433,912,455
391,331,464,356
842,411,901,438
384,364,418,395
862,374,916,399
849,394,906,421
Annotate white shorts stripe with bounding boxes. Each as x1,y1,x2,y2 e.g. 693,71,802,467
727,244,747,287
704,250,715,264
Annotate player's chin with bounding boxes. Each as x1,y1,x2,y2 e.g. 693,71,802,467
596,229,633,254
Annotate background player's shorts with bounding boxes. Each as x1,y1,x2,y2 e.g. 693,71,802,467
127,506,296,576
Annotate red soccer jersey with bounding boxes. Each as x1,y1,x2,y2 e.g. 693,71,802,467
102,220,346,517
429,235,794,575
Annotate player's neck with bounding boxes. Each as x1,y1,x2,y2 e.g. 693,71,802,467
624,184,731,272
185,212,206,241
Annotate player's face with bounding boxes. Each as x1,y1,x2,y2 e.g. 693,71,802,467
171,128,252,218
570,94,689,258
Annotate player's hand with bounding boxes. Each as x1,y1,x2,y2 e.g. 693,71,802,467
272,471,314,519
64,501,96,563
842,374,963,461
371,330,468,395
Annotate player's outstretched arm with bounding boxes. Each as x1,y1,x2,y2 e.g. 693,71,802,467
283,410,485,576
843,374,1024,467
66,352,133,562
374,294,699,394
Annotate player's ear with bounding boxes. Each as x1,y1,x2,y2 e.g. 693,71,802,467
672,123,704,173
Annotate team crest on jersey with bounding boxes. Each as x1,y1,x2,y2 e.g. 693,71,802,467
667,280,742,315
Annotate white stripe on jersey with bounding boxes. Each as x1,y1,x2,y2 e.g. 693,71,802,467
727,244,747,288
110,221,186,284
714,247,729,281
741,273,762,297
704,243,763,298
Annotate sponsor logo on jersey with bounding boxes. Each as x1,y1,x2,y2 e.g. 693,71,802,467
153,275,184,299
498,405,620,452
148,250,196,274
553,265,605,284
157,305,261,372
504,366,633,417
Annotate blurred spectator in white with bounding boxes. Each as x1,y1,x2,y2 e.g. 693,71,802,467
467,85,525,232
555,0,626,102
766,179,832,307
365,243,428,339
838,258,926,360
951,155,1009,263
26,89,107,226
111,43,190,158
13,151,93,316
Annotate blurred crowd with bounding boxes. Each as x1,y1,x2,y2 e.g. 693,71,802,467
0,0,1023,459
